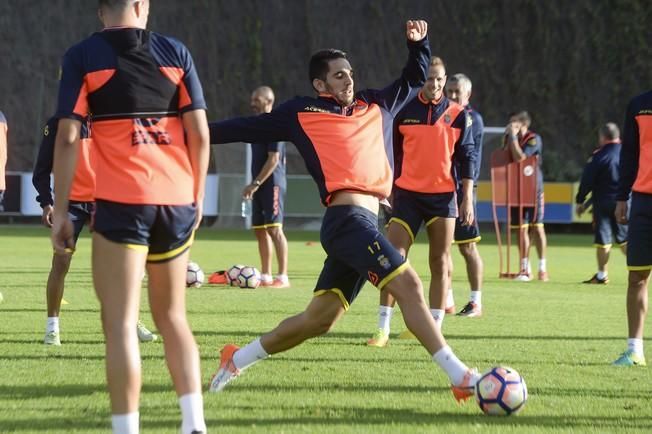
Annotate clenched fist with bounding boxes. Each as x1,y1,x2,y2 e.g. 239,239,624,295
406,20,428,42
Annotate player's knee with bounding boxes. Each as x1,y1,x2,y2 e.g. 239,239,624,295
386,268,423,302
52,253,73,274
304,311,338,336
267,226,285,241
458,243,476,259
628,270,650,291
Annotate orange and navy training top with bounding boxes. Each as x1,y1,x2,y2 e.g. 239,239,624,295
393,93,476,194
618,90,652,200
55,27,206,205
209,38,430,206
32,117,94,207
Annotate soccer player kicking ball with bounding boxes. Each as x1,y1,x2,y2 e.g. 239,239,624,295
208,20,480,402
367,57,477,346
613,90,652,367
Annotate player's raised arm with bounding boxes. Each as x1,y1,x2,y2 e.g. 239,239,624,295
362,20,430,115
209,102,293,145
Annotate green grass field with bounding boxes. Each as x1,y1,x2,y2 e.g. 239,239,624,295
0,225,650,433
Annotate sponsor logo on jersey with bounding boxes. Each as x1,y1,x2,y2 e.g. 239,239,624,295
304,106,331,113
132,118,172,146
402,118,421,124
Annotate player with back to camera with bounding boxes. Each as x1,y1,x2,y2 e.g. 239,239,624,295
33,116,157,346
575,122,627,285
207,20,482,403
613,90,652,367
244,86,290,288
366,57,477,347
51,0,209,432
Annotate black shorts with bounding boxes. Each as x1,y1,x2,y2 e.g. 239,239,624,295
252,183,285,228
315,205,408,310
68,201,94,244
93,199,195,263
510,193,545,228
454,189,481,244
389,187,457,242
627,192,652,271
592,202,627,247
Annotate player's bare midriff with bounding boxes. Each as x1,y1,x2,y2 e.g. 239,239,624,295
328,190,380,214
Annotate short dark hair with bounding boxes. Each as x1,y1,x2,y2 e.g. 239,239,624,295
309,49,348,84
99,0,131,11
599,122,620,141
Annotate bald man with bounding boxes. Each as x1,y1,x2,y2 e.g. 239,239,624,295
243,86,290,287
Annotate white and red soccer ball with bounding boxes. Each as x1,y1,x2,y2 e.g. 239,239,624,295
226,264,261,289
475,366,527,416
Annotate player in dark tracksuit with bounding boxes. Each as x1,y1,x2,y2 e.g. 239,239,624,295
612,90,652,366
575,123,627,285
207,21,482,403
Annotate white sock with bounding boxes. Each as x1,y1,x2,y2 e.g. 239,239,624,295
378,305,393,334
232,338,269,370
46,317,59,333
539,258,547,272
597,270,607,280
261,273,273,283
112,412,139,434
275,274,289,283
446,289,455,308
179,393,206,434
521,258,529,273
627,338,644,356
432,346,470,386
430,309,445,327
469,290,481,306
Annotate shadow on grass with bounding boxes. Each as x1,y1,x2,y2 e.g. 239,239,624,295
1,406,650,432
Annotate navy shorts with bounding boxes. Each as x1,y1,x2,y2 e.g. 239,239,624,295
454,189,481,244
593,202,627,247
93,199,196,263
68,201,94,244
315,205,408,310
389,187,457,242
510,192,545,227
627,192,652,271
252,183,285,228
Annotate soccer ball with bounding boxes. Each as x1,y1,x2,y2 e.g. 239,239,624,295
475,366,527,416
236,266,261,289
186,261,205,288
226,265,245,286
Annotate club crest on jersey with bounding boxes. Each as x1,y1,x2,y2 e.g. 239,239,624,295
44,125,49,136
377,254,391,270
444,114,451,124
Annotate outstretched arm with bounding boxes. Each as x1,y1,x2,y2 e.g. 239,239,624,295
209,102,293,145
361,20,430,115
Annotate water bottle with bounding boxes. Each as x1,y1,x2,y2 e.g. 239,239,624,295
241,200,251,218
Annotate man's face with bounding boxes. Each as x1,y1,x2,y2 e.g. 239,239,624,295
250,93,272,114
422,65,446,101
445,81,470,106
318,58,355,106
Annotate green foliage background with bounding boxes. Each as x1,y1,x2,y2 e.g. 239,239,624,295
1,0,650,180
